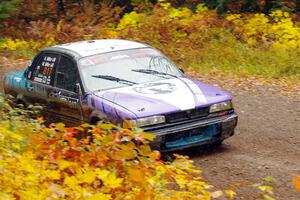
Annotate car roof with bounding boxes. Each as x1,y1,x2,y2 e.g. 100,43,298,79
44,39,149,58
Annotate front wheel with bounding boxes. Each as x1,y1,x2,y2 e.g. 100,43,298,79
90,117,101,125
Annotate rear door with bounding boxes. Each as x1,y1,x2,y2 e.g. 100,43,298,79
48,55,83,124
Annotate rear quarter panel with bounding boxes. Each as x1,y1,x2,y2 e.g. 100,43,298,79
4,71,27,99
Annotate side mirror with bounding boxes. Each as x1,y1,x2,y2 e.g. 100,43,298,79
179,68,185,74
75,82,82,94
24,68,29,78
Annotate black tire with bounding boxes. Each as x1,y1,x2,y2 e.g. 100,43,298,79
90,117,100,125
212,140,223,148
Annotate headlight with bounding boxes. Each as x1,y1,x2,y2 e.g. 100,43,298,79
209,101,233,113
124,115,165,128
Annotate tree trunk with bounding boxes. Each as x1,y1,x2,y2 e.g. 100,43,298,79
242,0,259,12
56,0,66,17
295,0,300,11
263,0,281,14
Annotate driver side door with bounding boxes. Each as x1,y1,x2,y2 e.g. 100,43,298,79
48,55,83,125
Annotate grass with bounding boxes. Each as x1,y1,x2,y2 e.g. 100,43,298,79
0,32,299,85
178,32,300,83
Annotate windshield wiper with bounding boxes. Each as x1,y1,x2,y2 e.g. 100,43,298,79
131,69,178,78
92,75,136,85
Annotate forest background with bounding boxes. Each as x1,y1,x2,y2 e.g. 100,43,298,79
0,1,300,199
0,0,300,83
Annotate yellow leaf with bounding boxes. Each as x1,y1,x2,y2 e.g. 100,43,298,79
57,159,74,170
19,155,36,172
258,185,273,192
263,194,275,200
86,193,111,200
95,169,123,189
293,175,300,191
64,176,78,188
263,176,276,183
155,165,166,176
9,132,23,140
141,132,156,141
104,172,123,189
211,190,223,198
43,170,61,180
175,175,188,189
224,190,236,198
0,127,23,141
95,169,110,180
118,145,136,159
76,170,96,184
0,192,15,200
139,145,152,156
128,168,144,183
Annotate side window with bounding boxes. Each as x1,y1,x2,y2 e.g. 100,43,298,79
29,53,59,86
55,56,78,92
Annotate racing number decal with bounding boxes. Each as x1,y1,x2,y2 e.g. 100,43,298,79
32,55,58,85
43,66,52,76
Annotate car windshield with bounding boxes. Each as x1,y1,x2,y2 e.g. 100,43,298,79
78,48,183,91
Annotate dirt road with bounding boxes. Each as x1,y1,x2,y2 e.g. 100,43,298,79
187,87,300,199
1,60,300,199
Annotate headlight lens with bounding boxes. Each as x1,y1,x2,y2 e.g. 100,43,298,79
209,101,233,113
124,115,165,128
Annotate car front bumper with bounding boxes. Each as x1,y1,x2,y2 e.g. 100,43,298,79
145,112,238,152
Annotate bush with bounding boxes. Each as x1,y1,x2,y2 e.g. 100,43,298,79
0,3,299,80
1,95,238,199
111,5,300,79
226,10,300,49
0,0,20,19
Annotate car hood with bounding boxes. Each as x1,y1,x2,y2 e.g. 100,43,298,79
92,78,231,118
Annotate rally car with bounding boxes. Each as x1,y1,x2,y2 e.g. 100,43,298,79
4,39,237,151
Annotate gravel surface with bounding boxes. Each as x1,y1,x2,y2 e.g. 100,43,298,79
1,60,300,199
184,88,300,199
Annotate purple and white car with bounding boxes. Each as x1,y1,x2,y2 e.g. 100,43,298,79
4,39,237,151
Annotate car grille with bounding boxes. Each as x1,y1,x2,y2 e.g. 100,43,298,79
165,107,209,123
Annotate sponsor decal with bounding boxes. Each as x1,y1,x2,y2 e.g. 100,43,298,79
13,77,22,82
112,79,196,111
133,82,177,94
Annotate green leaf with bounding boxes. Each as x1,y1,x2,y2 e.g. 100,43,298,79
263,176,276,183
263,194,275,200
141,132,156,141
258,185,273,192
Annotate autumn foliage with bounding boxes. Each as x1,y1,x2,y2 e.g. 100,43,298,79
0,95,226,200
0,2,299,199
0,2,299,80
